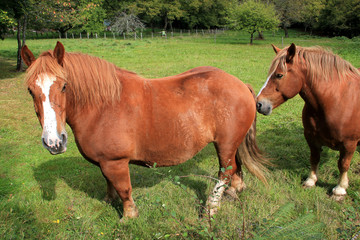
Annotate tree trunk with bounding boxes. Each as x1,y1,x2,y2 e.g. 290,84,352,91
283,26,289,38
169,21,173,32
151,22,155,33
250,32,254,45
59,29,66,38
257,31,264,40
22,14,27,46
163,15,168,30
16,18,22,72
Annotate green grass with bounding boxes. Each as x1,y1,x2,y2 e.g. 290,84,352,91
1,30,359,239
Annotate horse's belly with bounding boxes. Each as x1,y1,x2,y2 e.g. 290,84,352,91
138,110,215,166
141,144,207,167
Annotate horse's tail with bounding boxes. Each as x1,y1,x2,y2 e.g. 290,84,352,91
236,84,270,184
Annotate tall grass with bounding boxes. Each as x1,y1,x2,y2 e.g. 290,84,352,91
0,30,359,239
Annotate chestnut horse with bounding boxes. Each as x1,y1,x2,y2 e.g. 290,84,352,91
22,42,268,218
257,43,360,200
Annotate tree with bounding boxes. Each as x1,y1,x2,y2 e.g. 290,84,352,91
32,0,106,37
159,0,185,31
229,0,280,44
110,12,145,34
302,0,325,34
32,0,81,37
80,0,106,34
317,0,360,37
180,0,234,29
272,0,303,38
0,10,15,40
0,0,32,71
129,0,161,32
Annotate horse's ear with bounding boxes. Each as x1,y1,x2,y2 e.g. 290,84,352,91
53,41,65,66
21,45,36,67
271,44,281,54
286,43,296,63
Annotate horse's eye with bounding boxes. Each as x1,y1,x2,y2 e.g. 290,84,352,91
275,73,284,79
28,88,34,98
61,83,67,93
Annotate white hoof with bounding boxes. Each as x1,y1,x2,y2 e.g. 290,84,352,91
332,185,347,196
303,178,316,188
207,207,218,217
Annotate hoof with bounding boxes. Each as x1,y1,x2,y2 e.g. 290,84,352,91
331,194,345,201
225,187,238,199
123,206,139,219
331,186,347,201
206,207,218,218
302,178,317,189
234,182,246,193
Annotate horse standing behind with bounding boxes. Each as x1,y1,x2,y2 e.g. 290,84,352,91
257,43,360,200
21,42,268,218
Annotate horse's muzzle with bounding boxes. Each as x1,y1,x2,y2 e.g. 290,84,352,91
42,132,68,155
256,99,273,115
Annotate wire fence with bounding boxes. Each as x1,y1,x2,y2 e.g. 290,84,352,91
8,29,226,41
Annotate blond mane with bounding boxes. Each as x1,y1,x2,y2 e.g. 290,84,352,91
269,46,360,84
25,51,136,106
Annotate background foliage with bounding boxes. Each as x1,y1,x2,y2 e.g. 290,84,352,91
1,0,360,37
1,0,359,71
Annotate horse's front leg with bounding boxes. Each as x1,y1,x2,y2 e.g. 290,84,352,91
302,113,322,188
100,159,139,218
332,141,356,200
302,142,322,188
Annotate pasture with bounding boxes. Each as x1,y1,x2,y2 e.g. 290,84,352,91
0,31,359,239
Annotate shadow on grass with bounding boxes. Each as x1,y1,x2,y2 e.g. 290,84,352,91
257,123,311,173
0,57,23,80
33,147,215,217
256,120,358,194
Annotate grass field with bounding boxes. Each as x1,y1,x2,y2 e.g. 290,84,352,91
0,30,359,239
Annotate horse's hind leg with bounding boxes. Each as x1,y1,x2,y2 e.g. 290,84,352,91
225,154,246,199
332,141,356,200
206,142,240,216
100,159,139,218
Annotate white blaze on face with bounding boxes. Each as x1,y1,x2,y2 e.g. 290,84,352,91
36,73,59,147
257,73,272,97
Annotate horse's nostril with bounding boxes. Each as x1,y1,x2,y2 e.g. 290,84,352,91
256,102,262,110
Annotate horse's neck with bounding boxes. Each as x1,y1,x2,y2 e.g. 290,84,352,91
300,75,347,114
299,80,321,111
64,74,144,132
